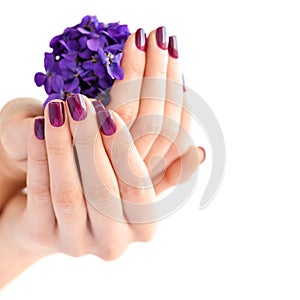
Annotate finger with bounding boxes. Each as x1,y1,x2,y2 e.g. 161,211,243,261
44,100,86,231
130,26,169,159
150,92,193,179
108,29,146,126
67,96,131,255
99,108,156,238
144,35,183,176
66,95,124,222
154,146,206,195
0,98,43,161
26,117,55,229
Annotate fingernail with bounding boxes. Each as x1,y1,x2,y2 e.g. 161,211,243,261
156,26,168,50
48,102,65,127
182,74,186,92
168,36,178,59
66,94,87,121
198,146,206,162
34,118,45,140
92,100,105,112
96,106,116,136
135,28,147,51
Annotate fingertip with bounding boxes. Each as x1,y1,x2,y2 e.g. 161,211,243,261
135,28,147,51
34,117,45,141
197,146,206,164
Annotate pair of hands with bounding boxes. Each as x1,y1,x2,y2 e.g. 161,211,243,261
0,28,205,268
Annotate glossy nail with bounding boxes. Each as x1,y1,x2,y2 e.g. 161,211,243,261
34,118,45,140
66,94,87,121
168,36,178,59
135,28,147,51
48,102,65,127
156,26,168,50
92,100,105,112
96,107,116,136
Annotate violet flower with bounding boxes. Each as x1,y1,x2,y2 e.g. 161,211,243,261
34,15,130,107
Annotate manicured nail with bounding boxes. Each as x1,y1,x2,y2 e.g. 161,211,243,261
135,28,147,51
48,102,65,127
96,108,116,136
92,100,105,112
156,26,168,50
198,146,206,162
66,94,87,121
34,118,45,140
168,36,178,59
182,74,186,92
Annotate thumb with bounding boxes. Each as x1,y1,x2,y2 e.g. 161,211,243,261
0,98,43,161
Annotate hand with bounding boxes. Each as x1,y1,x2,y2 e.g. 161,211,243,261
0,27,205,205
108,27,205,193
0,97,156,286
0,98,43,207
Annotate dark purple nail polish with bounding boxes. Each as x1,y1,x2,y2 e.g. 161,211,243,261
156,26,168,50
96,108,116,136
168,36,178,59
135,28,147,51
34,118,45,140
48,102,65,127
92,100,105,112
66,94,87,121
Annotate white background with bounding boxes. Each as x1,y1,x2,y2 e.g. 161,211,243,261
1,0,300,299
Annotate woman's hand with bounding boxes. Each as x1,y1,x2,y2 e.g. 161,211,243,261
0,97,157,286
108,27,205,193
0,26,205,206
0,98,43,207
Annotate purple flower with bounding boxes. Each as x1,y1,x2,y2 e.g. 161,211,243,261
34,15,130,107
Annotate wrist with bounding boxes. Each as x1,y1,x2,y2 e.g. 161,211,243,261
0,193,50,288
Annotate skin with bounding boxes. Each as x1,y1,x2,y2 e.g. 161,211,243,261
0,28,205,287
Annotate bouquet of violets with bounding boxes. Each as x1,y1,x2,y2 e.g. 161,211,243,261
34,15,130,107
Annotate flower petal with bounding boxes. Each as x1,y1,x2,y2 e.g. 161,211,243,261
34,72,46,87
51,75,64,93
44,53,55,71
97,48,107,64
94,63,106,78
64,78,80,92
106,44,124,53
107,62,124,80
82,61,95,70
87,38,101,51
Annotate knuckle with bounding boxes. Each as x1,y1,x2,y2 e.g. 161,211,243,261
100,250,121,261
74,128,97,148
98,244,125,261
29,185,51,202
116,105,137,125
48,139,70,157
120,183,150,199
63,247,88,257
134,224,156,243
30,151,48,166
152,68,167,78
53,188,83,214
144,117,163,134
